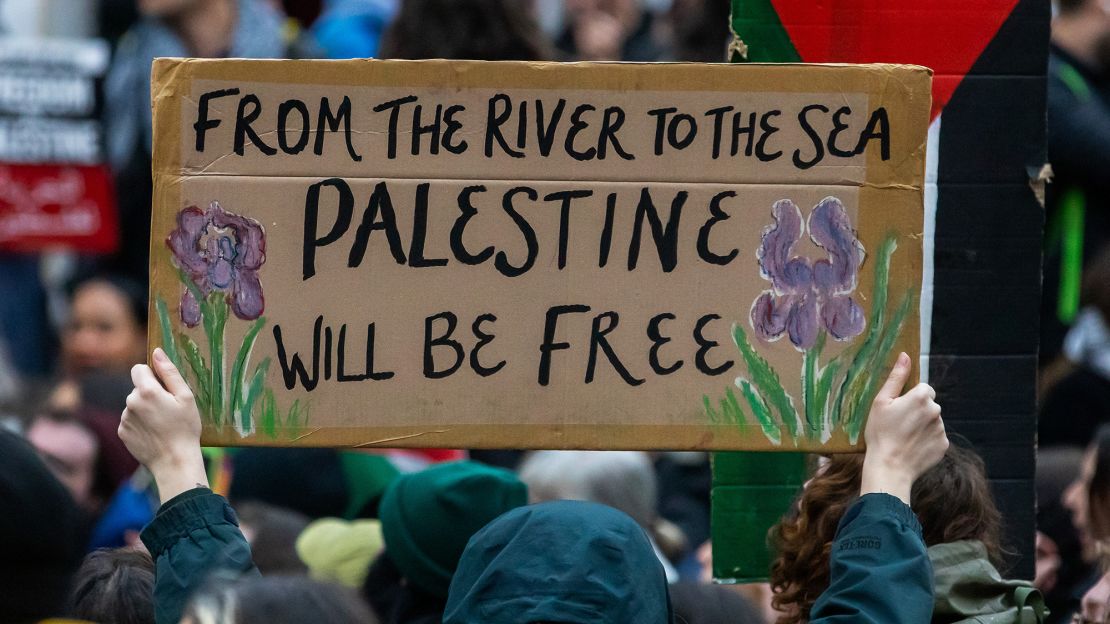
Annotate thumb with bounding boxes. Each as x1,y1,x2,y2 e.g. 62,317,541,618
151,348,191,397
875,352,912,402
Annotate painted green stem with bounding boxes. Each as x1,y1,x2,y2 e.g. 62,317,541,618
202,293,227,428
845,290,916,442
732,323,798,439
834,235,897,427
230,316,267,431
803,332,825,439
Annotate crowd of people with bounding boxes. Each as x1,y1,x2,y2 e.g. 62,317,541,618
1,0,1110,622
7,345,953,623
1038,0,1110,621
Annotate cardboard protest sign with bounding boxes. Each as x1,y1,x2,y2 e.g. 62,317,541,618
0,37,117,253
149,59,930,450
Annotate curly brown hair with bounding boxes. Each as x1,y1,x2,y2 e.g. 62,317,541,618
768,444,1003,624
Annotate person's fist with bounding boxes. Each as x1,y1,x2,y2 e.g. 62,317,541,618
119,348,207,501
860,352,948,503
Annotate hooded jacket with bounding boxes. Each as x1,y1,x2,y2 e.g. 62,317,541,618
443,500,673,624
930,540,1045,623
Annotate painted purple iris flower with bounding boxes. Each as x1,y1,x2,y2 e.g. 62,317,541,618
167,201,266,327
750,197,866,350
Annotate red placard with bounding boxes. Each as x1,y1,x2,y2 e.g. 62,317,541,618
0,164,117,252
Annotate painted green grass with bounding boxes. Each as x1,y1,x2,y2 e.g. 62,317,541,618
156,285,307,439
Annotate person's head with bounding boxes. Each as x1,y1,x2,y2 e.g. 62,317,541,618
379,0,552,61
71,548,155,624
378,460,527,599
26,411,102,510
518,450,685,560
1064,425,1110,559
183,576,376,624
0,430,86,621
1053,0,1110,68
770,443,1002,624
519,450,657,528
63,274,147,376
443,500,673,624
236,501,310,575
296,518,384,588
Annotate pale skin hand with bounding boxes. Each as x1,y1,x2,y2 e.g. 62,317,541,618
118,348,209,504
859,352,949,504
1080,572,1110,624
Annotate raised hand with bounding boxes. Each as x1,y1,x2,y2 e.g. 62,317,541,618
859,352,948,504
119,348,209,503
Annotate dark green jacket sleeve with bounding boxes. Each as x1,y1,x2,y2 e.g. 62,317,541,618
810,493,933,624
140,488,259,624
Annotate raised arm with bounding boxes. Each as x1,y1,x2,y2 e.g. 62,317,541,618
809,352,948,624
118,348,258,624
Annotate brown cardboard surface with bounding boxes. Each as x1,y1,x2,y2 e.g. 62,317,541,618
149,59,930,450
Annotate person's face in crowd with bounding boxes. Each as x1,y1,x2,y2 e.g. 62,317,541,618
564,0,641,61
63,282,146,376
1064,446,1097,560
27,418,99,509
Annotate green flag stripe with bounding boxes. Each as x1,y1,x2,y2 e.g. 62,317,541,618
731,0,801,63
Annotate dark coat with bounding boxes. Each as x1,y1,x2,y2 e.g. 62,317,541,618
443,500,674,624
808,493,935,624
140,488,258,624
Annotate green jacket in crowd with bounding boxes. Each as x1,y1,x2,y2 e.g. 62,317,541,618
931,540,1046,624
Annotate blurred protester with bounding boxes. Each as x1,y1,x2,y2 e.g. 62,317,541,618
378,0,552,61
26,410,105,512
87,470,159,550
556,0,668,61
0,429,88,622
236,501,310,575
61,274,147,378
655,450,711,561
50,273,147,418
518,450,684,581
1043,0,1110,364
296,517,384,588
26,405,155,550
99,0,142,44
442,500,674,624
1041,243,1110,447
770,443,1043,623
0,255,51,385
363,460,527,624
1064,425,1110,622
104,0,292,281
230,447,399,519
72,547,156,624
666,0,730,62
312,0,397,58
1037,446,1089,623
184,576,377,624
